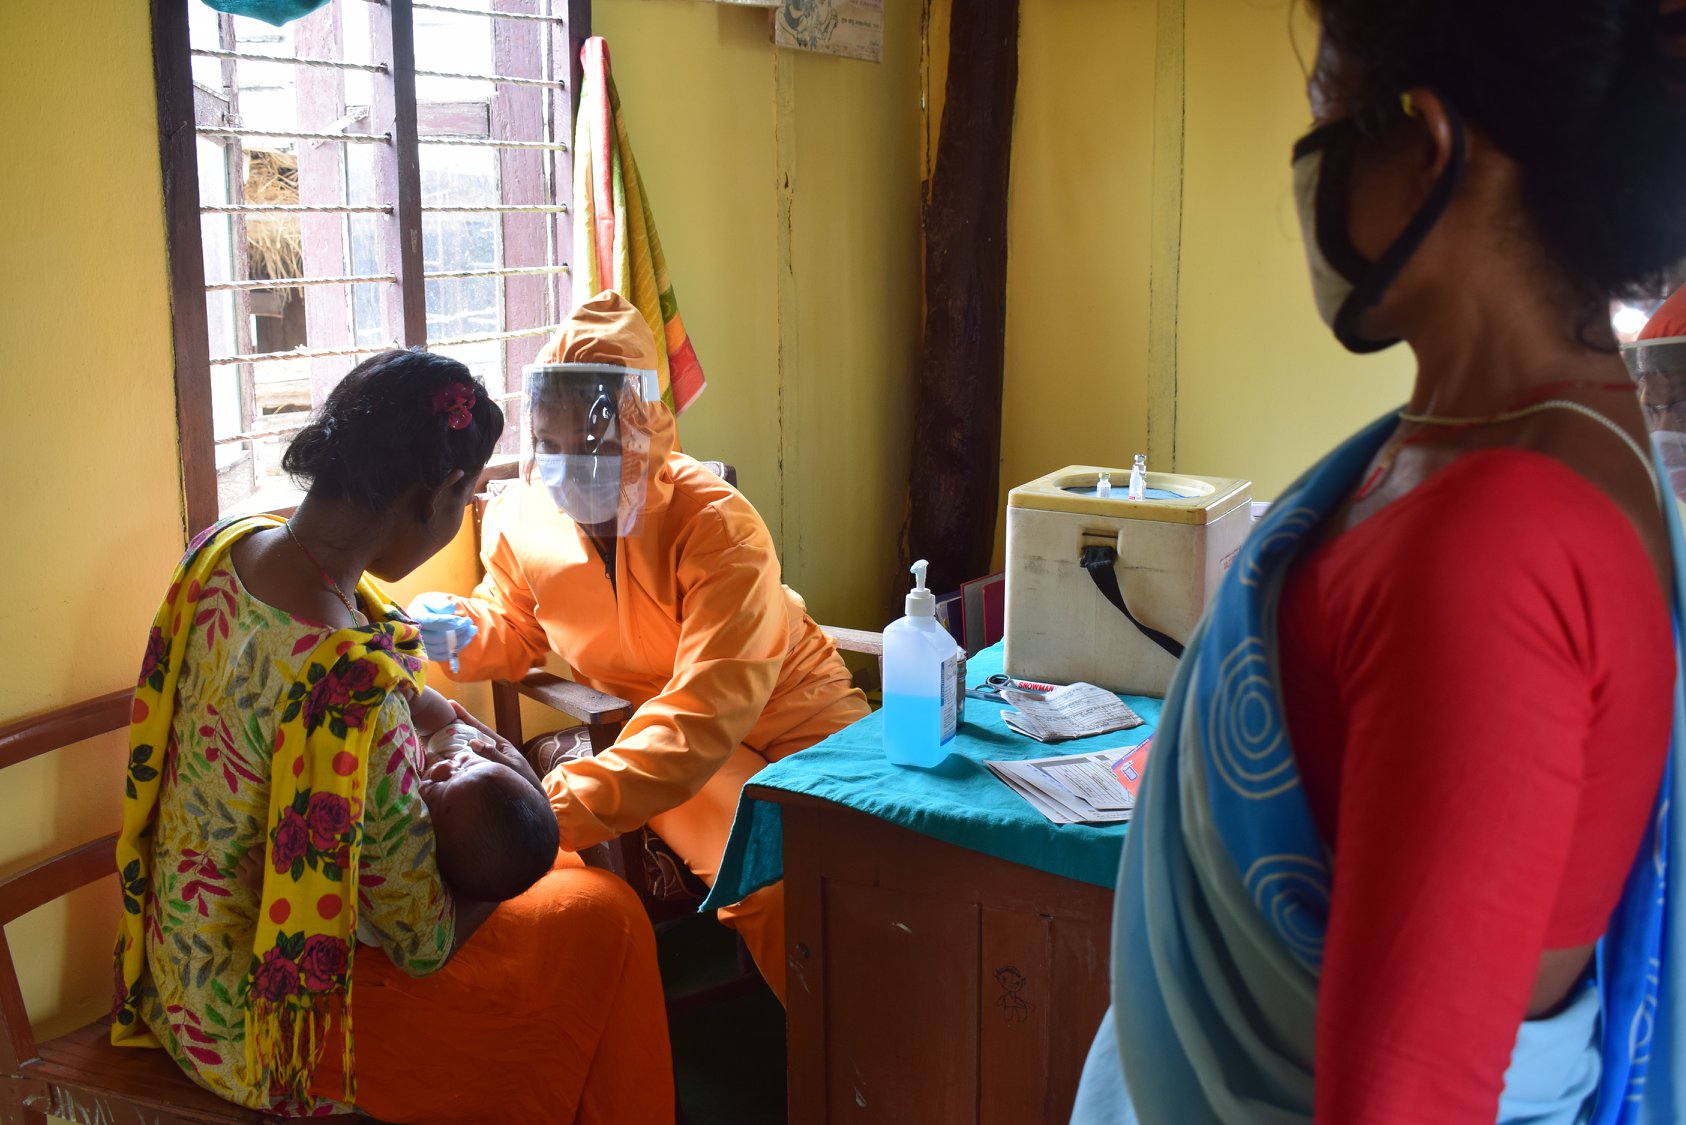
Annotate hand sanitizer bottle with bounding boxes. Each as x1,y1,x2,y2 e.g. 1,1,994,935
883,559,962,766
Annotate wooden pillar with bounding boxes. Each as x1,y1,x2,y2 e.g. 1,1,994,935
494,0,547,455
905,0,1021,596
295,4,354,404
370,0,426,350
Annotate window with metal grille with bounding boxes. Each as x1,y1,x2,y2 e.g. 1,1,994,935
153,0,589,534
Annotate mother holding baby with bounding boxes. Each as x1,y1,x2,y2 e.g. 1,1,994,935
111,349,671,1122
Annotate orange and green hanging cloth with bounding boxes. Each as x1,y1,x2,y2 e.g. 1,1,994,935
572,36,707,415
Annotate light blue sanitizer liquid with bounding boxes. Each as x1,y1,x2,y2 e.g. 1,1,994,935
883,692,947,767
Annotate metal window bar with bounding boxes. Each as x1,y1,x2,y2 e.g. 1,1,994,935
427,324,564,348
424,264,570,280
209,343,395,367
199,204,564,215
201,204,394,214
205,272,398,292
419,136,568,150
196,127,390,144
213,417,312,447
412,2,565,22
214,389,536,447
190,48,387,74
422,204,568,213
414,67,565,89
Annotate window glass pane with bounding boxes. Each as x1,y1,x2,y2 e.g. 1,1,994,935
414,2,494,102
342,8,373,108
349,215,391,349
188,3,224,89
422,147,500,345
432,340,503,391
343,143,393,348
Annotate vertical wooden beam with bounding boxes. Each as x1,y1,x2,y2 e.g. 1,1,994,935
557,0,591,313
296,5,355,403
152,0,219,539
371,0,428,349
905,0,1021,595
388,0,428,347
217,15,259,439
772,43,797,565
494,0,547,456
1146,0,1186,472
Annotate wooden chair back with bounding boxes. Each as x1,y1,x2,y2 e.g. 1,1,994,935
0,693,363,1124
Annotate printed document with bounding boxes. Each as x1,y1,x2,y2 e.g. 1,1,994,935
986,741,1153,825
1000,682,1145,743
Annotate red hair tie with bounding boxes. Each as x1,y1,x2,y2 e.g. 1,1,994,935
431,383,476,430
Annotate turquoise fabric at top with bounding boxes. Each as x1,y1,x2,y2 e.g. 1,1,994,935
201,0,331,28
699,641,1160,913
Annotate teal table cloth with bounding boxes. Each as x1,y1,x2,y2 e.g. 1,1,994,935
699,641,1160,912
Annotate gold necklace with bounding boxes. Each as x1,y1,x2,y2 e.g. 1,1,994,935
1355,383,1653,503
284,521,361,624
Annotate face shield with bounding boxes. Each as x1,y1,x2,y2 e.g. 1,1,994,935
524,362,662,537
1623,336,1686,506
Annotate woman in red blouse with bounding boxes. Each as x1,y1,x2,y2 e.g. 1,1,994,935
1075,2,1686,1122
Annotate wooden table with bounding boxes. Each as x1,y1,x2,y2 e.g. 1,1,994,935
761,787,1114,1124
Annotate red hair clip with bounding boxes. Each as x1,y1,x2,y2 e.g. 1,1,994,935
431,383,476,430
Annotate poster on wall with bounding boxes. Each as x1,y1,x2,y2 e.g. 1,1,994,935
773,0,884,63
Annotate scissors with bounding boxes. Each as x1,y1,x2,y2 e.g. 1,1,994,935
964,674,1058,703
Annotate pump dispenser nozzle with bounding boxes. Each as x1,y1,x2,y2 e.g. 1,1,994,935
906,558,936,617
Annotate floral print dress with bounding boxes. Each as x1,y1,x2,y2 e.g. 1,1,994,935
133,562,453,1112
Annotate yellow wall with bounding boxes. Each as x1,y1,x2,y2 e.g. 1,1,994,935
1175,0,1412,490
995,0,1413,570
1001,0,1159,537
0,0,181,1041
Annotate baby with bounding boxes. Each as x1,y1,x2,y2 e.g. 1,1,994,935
405,686,560,905
238,688,558,912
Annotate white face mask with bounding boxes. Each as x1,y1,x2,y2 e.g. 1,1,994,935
1290,106,1466,355
1291,145,1352,333
533,452,622,526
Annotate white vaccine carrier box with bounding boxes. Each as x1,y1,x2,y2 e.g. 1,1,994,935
1004,466,1252,698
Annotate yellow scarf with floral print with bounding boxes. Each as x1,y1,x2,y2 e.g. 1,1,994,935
111,516,425,1106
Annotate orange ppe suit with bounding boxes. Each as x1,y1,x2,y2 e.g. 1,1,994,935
445,293,869,1001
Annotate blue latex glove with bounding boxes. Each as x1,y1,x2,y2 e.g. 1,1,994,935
406,593,478,671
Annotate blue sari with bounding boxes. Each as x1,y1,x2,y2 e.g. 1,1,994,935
1077,415,1683,1123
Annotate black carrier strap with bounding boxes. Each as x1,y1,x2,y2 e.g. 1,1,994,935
1080,545,1185,661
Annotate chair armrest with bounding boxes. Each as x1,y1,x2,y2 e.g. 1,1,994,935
512,670,633,727
821,625,884,662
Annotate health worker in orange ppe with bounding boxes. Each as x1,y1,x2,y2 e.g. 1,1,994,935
409,291,869,1003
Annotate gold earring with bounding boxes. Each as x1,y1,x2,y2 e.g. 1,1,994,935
1400,92,1417,118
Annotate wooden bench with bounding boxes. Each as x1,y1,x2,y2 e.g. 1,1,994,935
0,691,364,1125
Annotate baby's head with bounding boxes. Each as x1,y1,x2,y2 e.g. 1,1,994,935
417,747,558,902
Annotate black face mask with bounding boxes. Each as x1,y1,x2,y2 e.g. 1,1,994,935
1290,101,1467,354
